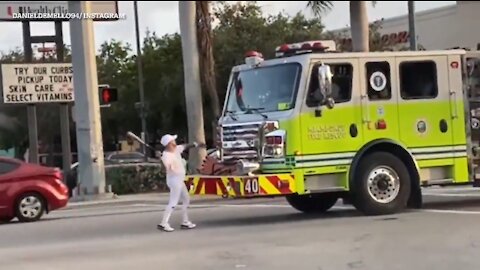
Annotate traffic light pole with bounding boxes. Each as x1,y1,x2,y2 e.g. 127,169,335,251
69,1,107,199
134,1,148,160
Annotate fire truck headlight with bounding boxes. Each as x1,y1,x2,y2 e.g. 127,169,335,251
263,129,286,158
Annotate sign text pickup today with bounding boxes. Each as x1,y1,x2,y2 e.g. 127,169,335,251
1,63,74,104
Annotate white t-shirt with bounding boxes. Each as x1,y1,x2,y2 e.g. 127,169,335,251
161,145,186,186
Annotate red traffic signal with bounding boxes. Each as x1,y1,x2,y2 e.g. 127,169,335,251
99,86,118,105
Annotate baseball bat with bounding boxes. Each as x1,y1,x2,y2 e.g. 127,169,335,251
126,131,156,151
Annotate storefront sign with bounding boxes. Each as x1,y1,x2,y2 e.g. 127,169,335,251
339,31,410,47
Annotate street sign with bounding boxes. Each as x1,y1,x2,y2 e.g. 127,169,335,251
1,62,74,104
0,1,119,21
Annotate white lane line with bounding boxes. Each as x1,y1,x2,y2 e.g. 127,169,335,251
194,204,291,208
424,187,480,192
421,209,480,215
423,193,480,197
193,204,354,210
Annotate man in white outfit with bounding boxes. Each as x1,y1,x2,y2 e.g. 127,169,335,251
157,134,203,232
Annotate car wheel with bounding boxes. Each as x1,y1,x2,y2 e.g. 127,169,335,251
15,193,46,222
286,193,338,213
352,152,411,216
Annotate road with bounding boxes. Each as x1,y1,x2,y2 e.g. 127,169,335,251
1,187,480,270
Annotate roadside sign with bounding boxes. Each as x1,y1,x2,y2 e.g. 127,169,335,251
0,1,119,21
1,63,74,104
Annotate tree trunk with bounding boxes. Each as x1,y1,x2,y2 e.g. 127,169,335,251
178,1,207,173
349,1,369,52
196,1,220,146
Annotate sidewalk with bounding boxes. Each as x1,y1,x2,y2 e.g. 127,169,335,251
65,193,223,210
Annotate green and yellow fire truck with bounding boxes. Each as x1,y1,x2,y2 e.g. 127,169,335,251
186,40,480,215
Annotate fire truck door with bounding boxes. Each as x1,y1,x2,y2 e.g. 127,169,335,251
395,55,455,168
358,58,400,143
299,59,363,174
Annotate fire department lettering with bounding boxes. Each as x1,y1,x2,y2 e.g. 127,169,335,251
308,125,346,140
1,63,74,104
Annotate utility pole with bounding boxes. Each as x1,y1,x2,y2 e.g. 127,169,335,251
408,1,417,51
68,1,107,199
134,1,148,159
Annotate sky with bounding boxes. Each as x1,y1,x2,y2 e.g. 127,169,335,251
0,1,456,54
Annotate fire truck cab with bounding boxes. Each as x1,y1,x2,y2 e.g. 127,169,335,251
186,40,480,216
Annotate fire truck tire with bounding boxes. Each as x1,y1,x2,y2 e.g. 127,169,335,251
285,193,338,213
352,151,411,216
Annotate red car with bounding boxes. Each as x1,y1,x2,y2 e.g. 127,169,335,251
0,157,69,223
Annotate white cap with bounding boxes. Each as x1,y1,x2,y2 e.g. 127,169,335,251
161,134,177,147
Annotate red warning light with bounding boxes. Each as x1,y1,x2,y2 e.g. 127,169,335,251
99,86,118,105
102,88,111,103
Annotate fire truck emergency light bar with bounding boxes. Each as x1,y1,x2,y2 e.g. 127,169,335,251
274,40,337,58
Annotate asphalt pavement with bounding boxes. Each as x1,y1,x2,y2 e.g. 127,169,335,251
1,187,480,270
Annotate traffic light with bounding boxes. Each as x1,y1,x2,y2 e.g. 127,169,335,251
99,85,118,105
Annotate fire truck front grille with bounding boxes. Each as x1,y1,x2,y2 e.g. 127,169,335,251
221,122,262,161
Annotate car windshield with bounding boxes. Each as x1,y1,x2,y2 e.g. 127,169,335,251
225,63,301,114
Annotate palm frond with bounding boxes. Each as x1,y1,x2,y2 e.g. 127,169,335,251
307,1,333,17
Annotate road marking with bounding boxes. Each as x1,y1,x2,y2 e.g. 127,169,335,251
194,204,291,208
193,204,354,210
421,209,480,215
423,187,480,192
423,193,480,197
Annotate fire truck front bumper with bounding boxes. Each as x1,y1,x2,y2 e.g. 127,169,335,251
185,174,296,198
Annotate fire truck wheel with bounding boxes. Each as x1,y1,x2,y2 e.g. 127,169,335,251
353,151,411,216
285,193,338,213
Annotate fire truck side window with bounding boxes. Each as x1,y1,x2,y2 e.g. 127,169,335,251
366,61,391,100
307,63,353,107
400,61,438,99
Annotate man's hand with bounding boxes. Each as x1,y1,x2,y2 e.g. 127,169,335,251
185,142,207,150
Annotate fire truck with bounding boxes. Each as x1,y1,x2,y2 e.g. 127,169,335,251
186,40,480,215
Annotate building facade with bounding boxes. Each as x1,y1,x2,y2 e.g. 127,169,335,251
331,1,480,51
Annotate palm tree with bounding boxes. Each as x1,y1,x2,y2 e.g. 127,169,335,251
196,1,220,144
178,1,207,172
307,1,371,52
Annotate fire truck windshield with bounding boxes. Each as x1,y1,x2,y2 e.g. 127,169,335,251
225,63,301,115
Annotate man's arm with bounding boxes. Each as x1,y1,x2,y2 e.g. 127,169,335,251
179,142,206,152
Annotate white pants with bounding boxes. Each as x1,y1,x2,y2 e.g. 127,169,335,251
161,180,190,225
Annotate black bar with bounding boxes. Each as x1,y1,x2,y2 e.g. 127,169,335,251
55,20,72,173
55,21,64,61
31,35,57,44
22,21,39,164
22,22,33,62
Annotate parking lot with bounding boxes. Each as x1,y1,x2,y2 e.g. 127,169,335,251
1,187,480,270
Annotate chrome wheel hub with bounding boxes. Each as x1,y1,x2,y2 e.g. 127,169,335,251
367,166,400,204
19,196,42,218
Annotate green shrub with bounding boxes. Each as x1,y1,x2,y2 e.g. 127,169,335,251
105,163,167,195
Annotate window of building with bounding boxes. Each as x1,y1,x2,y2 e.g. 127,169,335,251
366,61,391,100
307,63,353,107
400,61,438,99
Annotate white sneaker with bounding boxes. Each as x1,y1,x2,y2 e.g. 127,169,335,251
157,224,174,232
181,221,196,229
